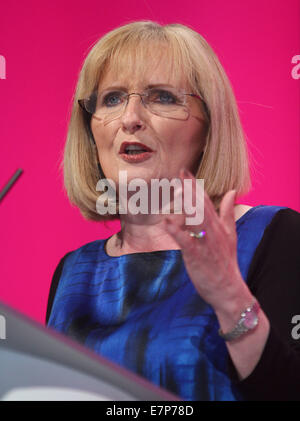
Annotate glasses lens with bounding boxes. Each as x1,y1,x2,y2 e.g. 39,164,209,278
88,90,124,123
82,92,97,114
83,88,190,122
146,88,189,120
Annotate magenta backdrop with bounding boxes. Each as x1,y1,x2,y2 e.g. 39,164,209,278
0,0,299,324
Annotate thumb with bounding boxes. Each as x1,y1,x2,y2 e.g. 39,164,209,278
219,190,237,231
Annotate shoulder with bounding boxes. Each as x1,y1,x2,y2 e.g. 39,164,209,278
246,207,300,346
50,238,108,285
234,204,253,221
247,206,300,280
244,205,300,236
59,239,107,264
46,239,107,325
236,204,295,227
46,251,73,325
235,205,292,241
235,205,300,261
256,206,300,248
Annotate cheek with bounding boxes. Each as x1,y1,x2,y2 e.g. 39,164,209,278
159,121,204,152
91,121,114,151
156,121,185,146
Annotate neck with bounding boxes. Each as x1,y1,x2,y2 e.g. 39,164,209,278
111,213,181,256
106,204,243,257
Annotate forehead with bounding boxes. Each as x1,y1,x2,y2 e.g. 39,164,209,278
98,46,188,91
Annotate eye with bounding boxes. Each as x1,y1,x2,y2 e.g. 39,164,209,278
150,89,178,105
102,91,124,107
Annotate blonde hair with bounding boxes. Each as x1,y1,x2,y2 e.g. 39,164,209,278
62,20,252,221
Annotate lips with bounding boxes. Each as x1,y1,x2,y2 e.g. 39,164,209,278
119,141,153,154
118,141,155,164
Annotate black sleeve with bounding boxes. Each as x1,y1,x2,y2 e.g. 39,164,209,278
227,208,300,400
45,252,73,325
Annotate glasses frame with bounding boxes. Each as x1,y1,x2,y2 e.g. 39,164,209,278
78,88,209,122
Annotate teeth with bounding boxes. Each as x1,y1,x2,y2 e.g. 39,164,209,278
124,144,149,154
127,150,145,155
125,145,147,152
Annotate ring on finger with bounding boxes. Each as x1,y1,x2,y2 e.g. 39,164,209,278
189,230,206,239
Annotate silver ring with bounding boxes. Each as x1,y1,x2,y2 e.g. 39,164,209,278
189,230,206,239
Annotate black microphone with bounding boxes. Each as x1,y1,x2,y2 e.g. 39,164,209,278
0,168,23,203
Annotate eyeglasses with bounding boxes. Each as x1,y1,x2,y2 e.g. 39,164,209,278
78,86,206,124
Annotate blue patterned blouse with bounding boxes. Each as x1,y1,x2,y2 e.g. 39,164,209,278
47,205,286,400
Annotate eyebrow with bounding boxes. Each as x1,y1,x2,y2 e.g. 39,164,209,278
99,83,176,92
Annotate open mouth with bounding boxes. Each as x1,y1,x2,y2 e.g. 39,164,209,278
119,142,153,155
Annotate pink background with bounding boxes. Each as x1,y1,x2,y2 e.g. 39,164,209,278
0,0,299,324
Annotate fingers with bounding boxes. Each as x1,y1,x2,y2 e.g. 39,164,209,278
164,168,207,248
179,168,215,229
164,217,202,253
165,168,238,242
219,190,237,235
163,168,237,242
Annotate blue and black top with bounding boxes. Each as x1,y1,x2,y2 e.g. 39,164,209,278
46,205,300,400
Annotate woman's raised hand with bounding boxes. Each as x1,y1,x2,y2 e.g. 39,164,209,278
163,168,249,313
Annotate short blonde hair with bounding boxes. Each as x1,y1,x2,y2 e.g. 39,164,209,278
62,20,252,221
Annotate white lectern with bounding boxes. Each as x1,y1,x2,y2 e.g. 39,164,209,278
0,301,180,401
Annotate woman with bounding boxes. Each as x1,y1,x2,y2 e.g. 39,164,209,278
46,21,300,400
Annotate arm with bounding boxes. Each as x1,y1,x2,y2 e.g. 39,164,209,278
164,170,300,400
225,208,300,400
164,170,274,385
215,287,271,382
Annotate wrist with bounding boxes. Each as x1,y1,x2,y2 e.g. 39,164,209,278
214,285,256,335
218,301,260,342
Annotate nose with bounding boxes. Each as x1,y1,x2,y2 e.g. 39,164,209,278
120,94,147,133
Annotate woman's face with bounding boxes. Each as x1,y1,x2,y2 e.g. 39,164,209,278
91,51,208,187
